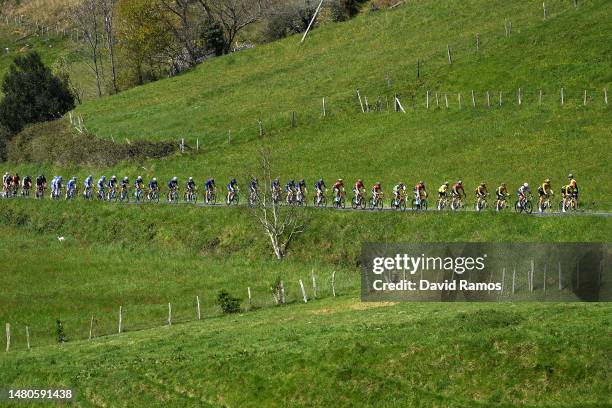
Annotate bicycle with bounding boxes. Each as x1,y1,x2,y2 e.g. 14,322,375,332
107,187,118,202
437,195,450,211
205,189,217,205
21,186,30,197
558,195,577,212
370,192,384,210
451,195,465,211
411,196,428,211
285,190,296,206
66,187,78,200
226,189,239,205
351,192,367,210
148,189,160,203
495,195,510,211
538,195,553,213
35,186,45,200
295,189,307,207
184,188,198,204
272,188,281,205
119,187,130,203
167,188,179,203
313,192,327,207
51,188,62,200
514,195,533,214
332,191,346,209
134,188,145,203
390,193,407,211
474,194,488,212
83,186,93,200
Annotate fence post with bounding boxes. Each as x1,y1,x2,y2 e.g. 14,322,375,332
196,296,201,320
89,316,94,340
118,306,123,334
435,92,439,108
558,262,562,290
471,90,476,107
291,111,296,128
279,280,286,304
426,91,430,109
530,260,534,292
543,264,547,296
539,89,543,105
331,270,336,297
501,268,506,294
258,118,264,137
518,88,522,106
486,91,490,108
311,269,317,299
168,303,172,326
416,59,420,78
512,269,516,294
561,88,564,105
604,88,608,104
583,90,587,106
356,89,365,113
228,130,231,144
543,2,547,19
322,97,326,116
458,93,462,109
447,45,453,65
444,93,449,109
26,326,30,350
196,138,199,151
5,323,10,352
499,91,503,106
247,287,252,305
299,280,308,303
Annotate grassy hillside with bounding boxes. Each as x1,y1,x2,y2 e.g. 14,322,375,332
1,293,610,406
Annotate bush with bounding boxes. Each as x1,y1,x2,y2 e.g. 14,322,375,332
0,52,74,135
216,290,242,314
7,119,176,166
262,1,318,42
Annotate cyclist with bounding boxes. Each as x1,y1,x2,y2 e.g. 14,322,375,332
495,183,509,211
3,172,11,195
392,183,406,206
561,183,575,212
134,176,144,200
66,177,77,199
227,178,238,203
414,181,427,207
285,179,296,203
297,179,307,203
22,175,32,196
249,177,258,195
353,179,365,203
83,175,94,198
537,179,553,212
52,176,63,198
517,182,531,209
451,180,466,208
437,181,450,209
167,177,179,201
568,173,578,208
36,174,46,196
314,178,326,204
332,179,345,204
11,173,20,196
108,175,118,198
97,176,107,199
205,178,216,203
475,182,488,209
120,176,130,199
371,182,383,203
186,177,196,194
148,177,159,200
271,177,281,202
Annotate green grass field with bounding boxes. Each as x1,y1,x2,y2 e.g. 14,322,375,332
1,0,611,406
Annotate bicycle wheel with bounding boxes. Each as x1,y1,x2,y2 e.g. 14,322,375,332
514,200,523,213
400,199,406,212
411,199,418,211
422,200,428,211
377,199,383,210
351,197,358,210
524,201,533,214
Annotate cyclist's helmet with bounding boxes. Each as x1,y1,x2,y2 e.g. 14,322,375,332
189,177,193,181
58,176,63,181
524,183,529,188
444,181,449,186
231,178,236,183
72,176,77,181
211,178,215,183
111,175,117,180
338,179,343,183
568,173,573,179
457,180,462,185
88,175,92,179
137,176,142,181
480,182,486,186
501,182,506,187
173,176,178,181
123,176,128,181
152,177,157,182
101,175,106,180
544,178,551,183
300,179,305,184
375,181,381,186
357,179,362,183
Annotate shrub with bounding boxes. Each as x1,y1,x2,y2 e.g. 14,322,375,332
216,290,242,314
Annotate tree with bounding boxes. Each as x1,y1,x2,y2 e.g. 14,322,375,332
197,0,267,54
101,0,119,94
248,145,307,260
0,52,75,136
74,0,105,97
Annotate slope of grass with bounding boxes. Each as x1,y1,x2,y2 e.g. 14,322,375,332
1,295,610,407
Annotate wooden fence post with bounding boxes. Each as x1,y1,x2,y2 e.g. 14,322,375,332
279,280,286,304
471,90,476,107
512,269,516,294
299,280,308,303
604,88,608,104
322,97,326,116
5,323,10,352
539,89,543,105
168,303,172,326
435,92,439,108
196,138,199,151
426,91,430,109
311,269,317,299
331,271,336,297
248,287,252,305
486,91,490,108
118,306,123,334
530,260,534,292
561,88,564,105
501,268,506,294
447,45,453,65
291,111,297,128
26,326,30,350
416,59,420,78
357,89,365,113
444,93,449,109
499,91,503,106
196,296,201,320
89,316,95,340
583,90,587,106
543,2,547,19
518,88,522,105
458,93,462,109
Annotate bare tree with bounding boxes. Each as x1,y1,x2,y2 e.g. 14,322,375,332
74,0,105,97
197,0,266,54
159,0,206,68
101,0,118,94
249,145,307,260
